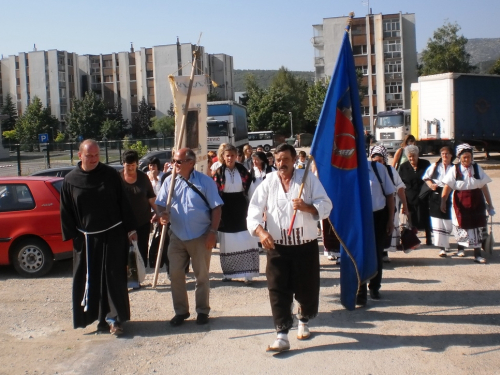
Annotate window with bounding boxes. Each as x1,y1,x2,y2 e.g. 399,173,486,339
383,40,401,59
104,75,113,82
16,78,20,86
103,60,113,68
0,184,35,212
59,72,66,82
146,70,154,78
385,61,402,73
353,45,367,55
67,58,73,66
385,81,403,101
15,61,20,69
68,74,74,83
59,88,66,98
383,19,401,38
360,106,370,116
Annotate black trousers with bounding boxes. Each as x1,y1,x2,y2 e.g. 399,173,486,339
266,240,320,332
359,207,388,297
136,222,151,267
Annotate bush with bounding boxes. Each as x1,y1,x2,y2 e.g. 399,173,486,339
128,140,149,158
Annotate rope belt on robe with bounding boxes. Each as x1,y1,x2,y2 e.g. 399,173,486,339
77,221,123,312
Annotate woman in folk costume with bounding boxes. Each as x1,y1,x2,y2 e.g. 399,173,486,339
422,146,454,257
248,151,275,199
370,145,409,261
441,143,495,263
213,144,260,283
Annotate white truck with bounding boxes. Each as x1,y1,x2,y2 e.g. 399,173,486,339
207,101,248,150
374,109,411,154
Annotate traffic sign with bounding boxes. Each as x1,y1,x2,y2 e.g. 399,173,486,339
38,133,49,143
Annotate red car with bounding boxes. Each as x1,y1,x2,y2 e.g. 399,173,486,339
0,177,73,277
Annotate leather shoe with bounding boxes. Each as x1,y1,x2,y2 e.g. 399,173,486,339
170,313,190,326
109,322,123,335
370,289,381,300
266,338,290,353
356,295,367,306
196,313,209,325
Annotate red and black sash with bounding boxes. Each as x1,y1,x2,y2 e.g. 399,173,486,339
453,163,486,229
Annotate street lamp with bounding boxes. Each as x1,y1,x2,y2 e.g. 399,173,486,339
288,112,293,138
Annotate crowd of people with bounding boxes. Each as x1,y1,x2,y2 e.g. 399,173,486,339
60,138,495,353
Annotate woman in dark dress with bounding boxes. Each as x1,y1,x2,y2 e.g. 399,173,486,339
398,144,432,245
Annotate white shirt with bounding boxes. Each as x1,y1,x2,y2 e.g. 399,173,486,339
247,169,332,244
422,162,452,188
248,167,267,199
367,161,396,212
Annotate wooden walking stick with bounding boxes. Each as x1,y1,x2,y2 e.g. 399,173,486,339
152,41,201,288
287,155,313,236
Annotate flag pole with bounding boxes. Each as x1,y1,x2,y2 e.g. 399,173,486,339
287,155,313,236
152,39,201,288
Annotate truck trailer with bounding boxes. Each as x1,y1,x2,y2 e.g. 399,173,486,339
207,101,248,150
411,73,500,155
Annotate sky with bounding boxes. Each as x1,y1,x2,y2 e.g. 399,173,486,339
1,0,499,72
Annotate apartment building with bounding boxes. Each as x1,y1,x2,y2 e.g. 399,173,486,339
0,41,234,127
312,12,418,128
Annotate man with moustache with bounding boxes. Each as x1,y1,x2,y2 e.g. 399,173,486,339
60,139,137,335
247,143,332,352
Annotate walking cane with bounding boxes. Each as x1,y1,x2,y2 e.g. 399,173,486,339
152,41,200,288
287,155,313,236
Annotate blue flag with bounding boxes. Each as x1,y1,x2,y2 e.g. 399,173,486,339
310,31,377,311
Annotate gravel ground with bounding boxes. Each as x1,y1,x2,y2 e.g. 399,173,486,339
1,172,500,375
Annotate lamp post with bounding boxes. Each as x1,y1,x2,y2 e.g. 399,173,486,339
288,112,293,138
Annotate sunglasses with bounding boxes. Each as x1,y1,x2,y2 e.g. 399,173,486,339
172,159,192,165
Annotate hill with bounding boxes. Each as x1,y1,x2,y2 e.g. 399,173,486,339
233,69,315,92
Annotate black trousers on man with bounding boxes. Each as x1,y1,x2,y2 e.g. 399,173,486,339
266,240,320,332
358,207,388,298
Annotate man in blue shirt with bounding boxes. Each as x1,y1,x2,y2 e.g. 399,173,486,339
155,148,223,326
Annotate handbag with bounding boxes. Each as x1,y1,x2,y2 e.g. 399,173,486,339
400,215,421,252
483,216,494,255
127,240,146,289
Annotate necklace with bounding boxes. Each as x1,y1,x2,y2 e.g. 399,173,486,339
227,167,236,184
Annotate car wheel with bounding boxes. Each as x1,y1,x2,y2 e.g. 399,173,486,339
263,144,271,152
12,239,54,277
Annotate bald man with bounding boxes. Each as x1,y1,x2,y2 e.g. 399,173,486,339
60,139,137,335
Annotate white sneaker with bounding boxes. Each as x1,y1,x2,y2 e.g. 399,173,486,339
323,250,329,257
297,321,311,340
474,256,487,264
439,249,447,257
457,250,465,257
266,338,290,352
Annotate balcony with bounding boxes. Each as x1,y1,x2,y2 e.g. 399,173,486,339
314,57,324,66
312,36,324,46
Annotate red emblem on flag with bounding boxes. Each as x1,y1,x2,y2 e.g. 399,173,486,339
331,108,358,170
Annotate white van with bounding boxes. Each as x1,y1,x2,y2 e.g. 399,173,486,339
247,131,274,152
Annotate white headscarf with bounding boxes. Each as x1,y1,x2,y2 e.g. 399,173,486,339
370,145,389,164
456,143,473,160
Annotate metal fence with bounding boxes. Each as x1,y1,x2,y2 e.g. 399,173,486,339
0,137,174,177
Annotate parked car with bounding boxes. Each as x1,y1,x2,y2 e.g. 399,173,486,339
30,164,123,177
0,176,73,277
138,150,172,172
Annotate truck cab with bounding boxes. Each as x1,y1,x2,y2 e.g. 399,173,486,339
375,109,411,153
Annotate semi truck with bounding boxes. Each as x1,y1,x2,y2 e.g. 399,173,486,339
411,73,500,155
207,101,248,150
374,108,411,154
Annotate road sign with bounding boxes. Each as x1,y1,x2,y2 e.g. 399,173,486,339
38,133,49,143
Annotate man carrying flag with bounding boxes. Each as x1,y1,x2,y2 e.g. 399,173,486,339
310,13,388,310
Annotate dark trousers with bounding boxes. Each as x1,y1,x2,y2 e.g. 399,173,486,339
359,207,388,297
266,240,320,332
136,222,151,267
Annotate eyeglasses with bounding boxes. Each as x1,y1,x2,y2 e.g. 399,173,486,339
172,159,192,165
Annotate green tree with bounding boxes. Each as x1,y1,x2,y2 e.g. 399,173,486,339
2,129,17,141
304,78,330,124
128,140,149,158
66,91,107,140
107,100,129,137
1,93,18,132
151,116,175,137
15,96,59,149
54,131,65,142
420,22,475,75
488,58,500,75
131,97,152,138
100,119,122,139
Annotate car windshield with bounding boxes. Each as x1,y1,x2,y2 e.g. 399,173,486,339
207,121,228,137
51,180,63,193
376,114,404,128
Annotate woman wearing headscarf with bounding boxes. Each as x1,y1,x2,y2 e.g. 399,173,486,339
213,144,259,283
422,146,454,257
398,144,432,245
441,143,495,263
370,145,409,261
